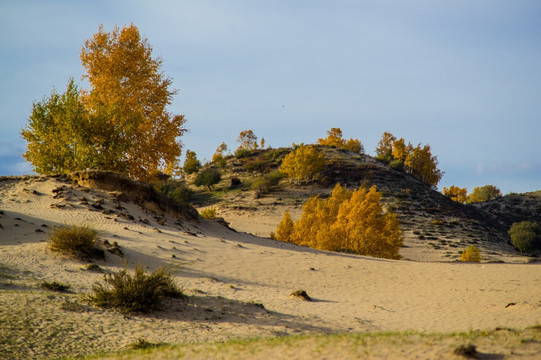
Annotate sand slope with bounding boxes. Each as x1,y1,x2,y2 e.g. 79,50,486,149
1,175,540,359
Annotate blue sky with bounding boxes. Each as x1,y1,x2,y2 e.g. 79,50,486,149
1,1,540,194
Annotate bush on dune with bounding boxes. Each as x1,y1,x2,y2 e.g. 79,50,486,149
88,263,183,313
48,224,104,260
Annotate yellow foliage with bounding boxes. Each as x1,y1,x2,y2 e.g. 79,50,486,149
459,245,481,262
381,134,442,188
376,131,396,157
237,130,258,150
200,207,217,220
212,142,228,166
391,138,409,162
279,145,325,183
467,185,502,204
80,24,186,181
317,127,363,154
275,184,403,259
275,211,294,242
443,186,468,204
404,144,442,187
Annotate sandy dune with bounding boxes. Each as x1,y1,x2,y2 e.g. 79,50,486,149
1,174,540,359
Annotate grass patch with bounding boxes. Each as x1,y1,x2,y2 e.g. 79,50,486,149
48,224,104,260
129,338,163,350
88,264,183,313
73,328,541,360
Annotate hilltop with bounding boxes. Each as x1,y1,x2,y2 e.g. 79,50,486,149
189,146,537,262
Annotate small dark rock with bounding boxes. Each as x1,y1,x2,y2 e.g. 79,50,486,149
290,289,312,301
453,344,478,358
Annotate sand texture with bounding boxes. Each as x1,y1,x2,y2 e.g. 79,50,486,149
1,174,540,359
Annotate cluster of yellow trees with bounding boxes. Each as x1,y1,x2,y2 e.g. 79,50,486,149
443,184,502,204
279,145,325,184
317,128,363,154
376,132,443,187
273,184,403,259
21,25,186,181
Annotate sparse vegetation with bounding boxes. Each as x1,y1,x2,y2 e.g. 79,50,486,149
251,171,285,197
48,224,104,260
88,263,183,313
129,338,162,350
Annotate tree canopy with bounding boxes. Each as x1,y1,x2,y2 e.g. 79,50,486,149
279,145,325,184
274,184,403,259
317,127,364,154
22,24,186,181
375,131,443,188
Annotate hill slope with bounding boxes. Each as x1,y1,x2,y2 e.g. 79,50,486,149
191,146,537,262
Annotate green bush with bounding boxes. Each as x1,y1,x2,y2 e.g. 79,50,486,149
183,150,202,174
89,264,183,313
48,224,104,259
508,221,541,255
194,168,222,190
243,157,271,174
155,180,193,204
235,148,253,159
251,171,285,197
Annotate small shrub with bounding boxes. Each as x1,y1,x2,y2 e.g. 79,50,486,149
89,264,183,313
200,207,217,220
251,171,285,196
459,245,481,262
155,180,193,204
235,148,253,159
194,168,221,190
129,338,161,350
508,221,541,255
243,157,270,174
49,224,104,260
